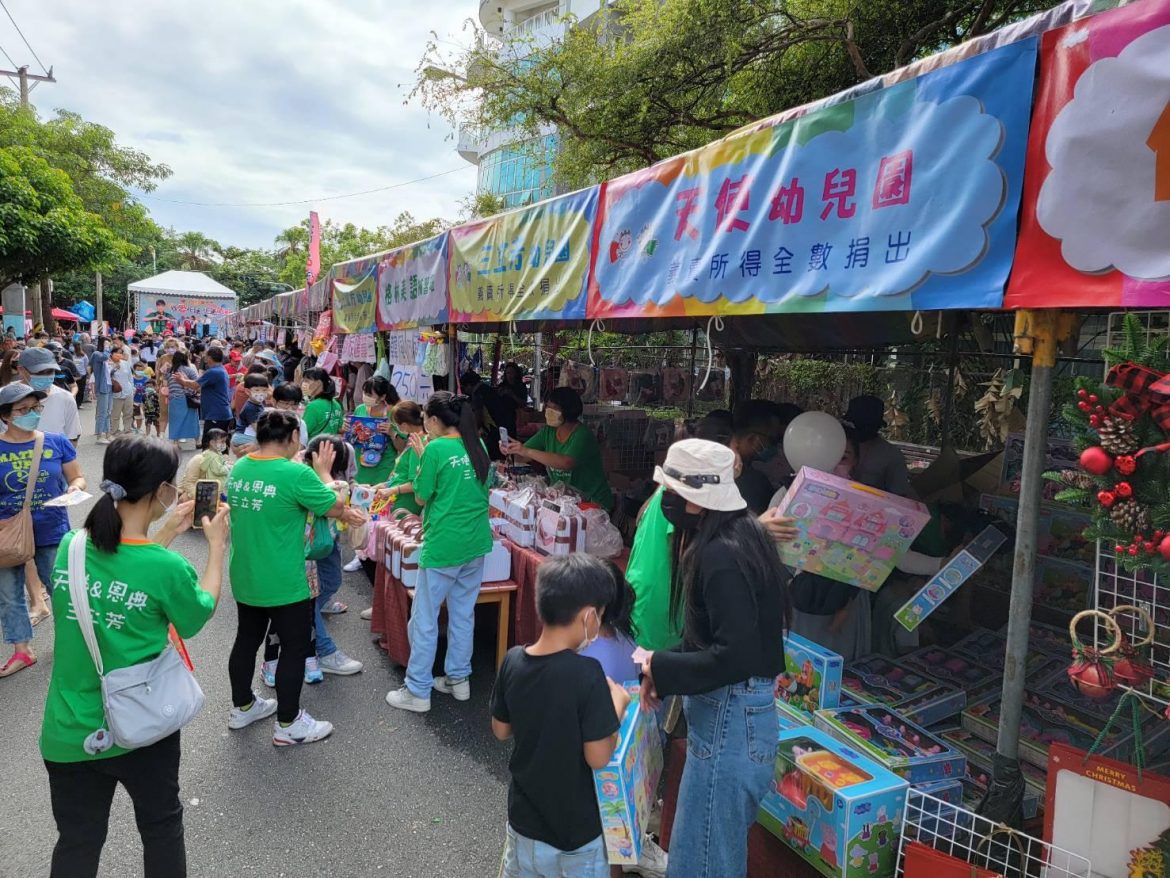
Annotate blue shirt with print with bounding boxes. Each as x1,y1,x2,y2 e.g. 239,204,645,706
196,365,232,421
133,374,149,404
0,432,76,546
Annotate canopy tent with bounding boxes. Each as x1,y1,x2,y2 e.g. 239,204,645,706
128,270,238,334
0,307,82,322
127,270,238,299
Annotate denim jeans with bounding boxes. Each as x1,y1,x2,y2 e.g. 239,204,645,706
95,391,113,435
668,677,778,878
314,539,342,658
405,556,485,698
500,824,608,878
0,544,59,646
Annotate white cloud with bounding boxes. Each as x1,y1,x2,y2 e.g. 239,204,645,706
1036,24,1170,281
2,0,480,248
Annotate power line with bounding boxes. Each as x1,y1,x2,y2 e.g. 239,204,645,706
137,166,472,207
0,0,47,74
0,40,16,69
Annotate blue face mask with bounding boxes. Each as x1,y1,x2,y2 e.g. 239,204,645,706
28,375,54,391
11,411,41,431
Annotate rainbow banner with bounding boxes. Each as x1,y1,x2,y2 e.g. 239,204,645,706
449,187,598,322
330,255,379,334
376,233,449,330
588,40,1037,318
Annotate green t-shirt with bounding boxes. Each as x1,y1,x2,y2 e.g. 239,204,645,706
415,436,493,569
228,455,339,606
303,397,345,439
387,444,423,515
40,533,214,763
626,487,683,652
524,423,613,509
352,404,397,486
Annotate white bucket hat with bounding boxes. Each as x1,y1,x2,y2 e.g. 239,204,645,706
653,438,746,512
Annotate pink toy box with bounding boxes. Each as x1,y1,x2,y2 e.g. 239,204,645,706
774,467,931,591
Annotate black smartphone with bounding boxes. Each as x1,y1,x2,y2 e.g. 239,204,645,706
193,480,219,528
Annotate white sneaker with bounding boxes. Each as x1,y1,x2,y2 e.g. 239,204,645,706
96,436,111,445
627,834,668,878
272,710,333,747
342,556,363,572
359,607,373,621
433,675,470,701
319,650,363,675
385,686,430,713
228,693,278,730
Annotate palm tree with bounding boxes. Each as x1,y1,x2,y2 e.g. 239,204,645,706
175,231,219,270
274,225,309,260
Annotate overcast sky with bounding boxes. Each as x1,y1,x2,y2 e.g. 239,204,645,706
2,1,480,250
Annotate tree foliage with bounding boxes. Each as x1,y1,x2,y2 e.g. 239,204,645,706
414,0,1061,189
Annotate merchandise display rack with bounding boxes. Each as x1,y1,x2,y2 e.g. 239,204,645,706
895,790,1091,878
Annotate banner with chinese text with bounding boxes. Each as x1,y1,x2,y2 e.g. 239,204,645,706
376,233,449,330
1006,2,1170,308
449,187,597,322
331,255,379,334
588,40,1037,318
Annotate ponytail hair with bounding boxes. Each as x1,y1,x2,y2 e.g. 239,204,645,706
424,390,490,483
84,436,180,553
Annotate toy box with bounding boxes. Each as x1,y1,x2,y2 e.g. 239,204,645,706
998,619,1072,657
915,778,964,807
593,685,664,866
775,632,844,719
894,526,1007,632
941,728,1047,810
951,627,1071,673
758,727,908,878
778,700,815,730
774,467,932,591
900,647,999,692
814,705,966,785
841,655,965,727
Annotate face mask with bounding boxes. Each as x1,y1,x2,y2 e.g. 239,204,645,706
755,443,779,463
362,395,379,408
28,375,54,391
301,382,318,398
577,608,600,652
545,409,565,428
153,489,177,522
11,410,41,431
210,442,227,454
660,490,701,531
250,391,268,404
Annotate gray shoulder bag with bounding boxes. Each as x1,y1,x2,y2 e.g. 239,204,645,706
67,530,205,749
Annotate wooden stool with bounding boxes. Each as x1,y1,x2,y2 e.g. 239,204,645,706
406,580,518,670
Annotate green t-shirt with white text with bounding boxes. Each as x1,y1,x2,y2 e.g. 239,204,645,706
524,423,613,509
303,397,345,439
40,533,214,763
228,455,339,606
387,444,423,516
415,436,493,569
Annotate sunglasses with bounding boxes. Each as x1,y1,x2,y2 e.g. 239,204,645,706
663,465,722,489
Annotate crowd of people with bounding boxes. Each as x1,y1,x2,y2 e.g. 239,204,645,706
0,321,934,878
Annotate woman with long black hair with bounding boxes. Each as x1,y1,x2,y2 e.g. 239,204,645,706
300,367,344,440
40,435,229,878
386,391,493,714
638,438,788,878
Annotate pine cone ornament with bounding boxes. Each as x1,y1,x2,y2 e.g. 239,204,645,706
1097,416,1140,456
1059,470,1096,490
1109,498,1150,534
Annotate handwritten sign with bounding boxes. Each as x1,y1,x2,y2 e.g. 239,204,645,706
390,365,434,404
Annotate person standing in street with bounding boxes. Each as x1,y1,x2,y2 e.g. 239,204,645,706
89,339,113,444
19,348,82,446
193,346,234,446
108,349,134,437
165,352,200,449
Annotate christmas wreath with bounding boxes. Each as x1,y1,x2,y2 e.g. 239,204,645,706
1045,314,1170,575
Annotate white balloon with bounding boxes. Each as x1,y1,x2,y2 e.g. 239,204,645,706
783,411,847,474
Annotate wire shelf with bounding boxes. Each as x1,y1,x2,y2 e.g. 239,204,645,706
896,790,1091,878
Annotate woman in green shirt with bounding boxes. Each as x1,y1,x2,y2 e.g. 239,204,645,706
500,386,613,509
300,367,344,439
352,375,400,486
386,391,493,715
41,435,230,878
375,400,426,516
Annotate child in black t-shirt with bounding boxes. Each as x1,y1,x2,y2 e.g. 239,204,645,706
491,554,630,877
231,373,270,455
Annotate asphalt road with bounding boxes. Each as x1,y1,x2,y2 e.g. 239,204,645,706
1,403,511,878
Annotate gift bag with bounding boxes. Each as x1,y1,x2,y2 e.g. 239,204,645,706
627,370,660,405
599,368,628,402
696,368,727,402
559,361,596,403
660,367,691,404
903,841,1004,878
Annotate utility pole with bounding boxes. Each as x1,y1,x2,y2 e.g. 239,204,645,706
95,271,103,326
0,65,55,108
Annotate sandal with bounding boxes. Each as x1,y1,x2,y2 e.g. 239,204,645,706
320,601,348,615
0,651,36,678
29,608,52,627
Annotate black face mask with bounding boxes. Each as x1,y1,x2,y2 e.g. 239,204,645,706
661,490,701,531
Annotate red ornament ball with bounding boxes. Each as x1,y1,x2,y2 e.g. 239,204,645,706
1116,544,1126,554
1080,446,1114,475
1089,415,1102,427
1089,394,1099,404
1160,536,1170,560
1098,491,1117,507
1145,541,1156,554
1116,482,1133,498
1115,455,1137,476
1067,658,1118,700
1078,401,1091,412
1077,388,1089,399
1129,546,1140,556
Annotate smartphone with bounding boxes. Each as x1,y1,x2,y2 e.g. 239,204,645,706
193,480,219,528
499,426,510,445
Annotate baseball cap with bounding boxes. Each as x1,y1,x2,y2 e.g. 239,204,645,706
18,347,58,374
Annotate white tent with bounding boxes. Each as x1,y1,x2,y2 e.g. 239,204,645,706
127,270,238,299
128,271,238,334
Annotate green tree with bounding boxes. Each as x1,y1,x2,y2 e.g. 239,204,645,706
0,146,118,291
210,246,288,307
174,230,220,270
414,0,1063,189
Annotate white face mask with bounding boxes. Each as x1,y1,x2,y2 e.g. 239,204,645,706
250,391,268,404
577,608,600,652
153,485,177,522
545,408,565,428
362,394,379,408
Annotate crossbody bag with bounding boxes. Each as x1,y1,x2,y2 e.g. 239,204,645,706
0,431,44,568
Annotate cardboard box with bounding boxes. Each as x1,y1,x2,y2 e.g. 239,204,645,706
775,632,844,719
915,778,964,808
814,705,966,785
774,467,931,592
951,627,1071,672
940,727,1047,809
758,727,908,878
841,655,965,727
894,526,1007,632
489,488,538,548
900,647,999,692
777,700,815,731
593,686,664,866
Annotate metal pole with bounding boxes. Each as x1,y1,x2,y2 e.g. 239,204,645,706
996,311,1058,760
687,327,698,417
95,272,103,325
533,332,543,405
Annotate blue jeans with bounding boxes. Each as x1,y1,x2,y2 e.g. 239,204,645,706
668,678,778,878
0,544,59,645
501,825,608,878
95,391,112,436
314,540,342,658
405,556,485,698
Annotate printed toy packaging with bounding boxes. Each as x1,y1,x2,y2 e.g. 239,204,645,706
344,415,390,469
775,632,844,719
900,647,998,692
593,685,664,866
941,727,1045,818
774,467,932,591
758,727,908,878
915,778,963,807
814,705,966,785
841,655,965,727
894,526,1007,631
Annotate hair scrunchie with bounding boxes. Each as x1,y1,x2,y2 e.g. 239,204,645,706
99,480,127,501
